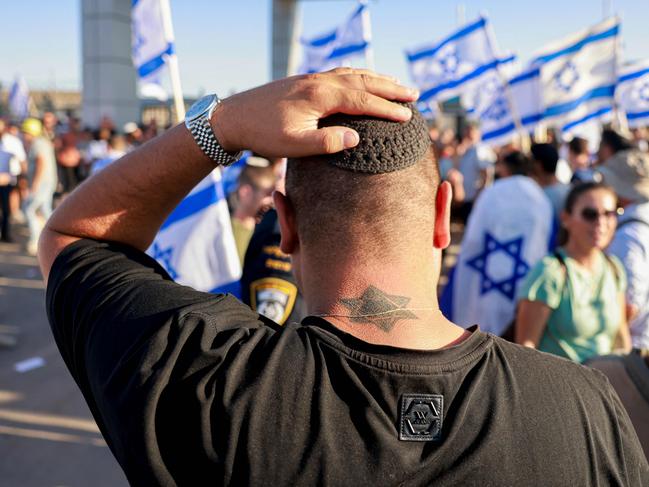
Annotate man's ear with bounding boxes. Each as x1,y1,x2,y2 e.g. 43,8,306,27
274,190,299,254
433,181,452,249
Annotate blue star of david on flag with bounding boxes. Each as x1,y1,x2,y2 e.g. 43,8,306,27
151,242,179,280
639,81,649,103
465,232,531,301
438,46,460,78
481,94,509,122
132,32,146,59
554,61,580,93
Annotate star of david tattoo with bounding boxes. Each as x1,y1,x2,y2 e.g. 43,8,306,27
339,285,418,333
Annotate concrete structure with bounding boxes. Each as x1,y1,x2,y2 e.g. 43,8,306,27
81,0,139,128
271,0,301,80
79,0,300,126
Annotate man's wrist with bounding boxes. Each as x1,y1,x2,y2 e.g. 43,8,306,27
209,97,239,155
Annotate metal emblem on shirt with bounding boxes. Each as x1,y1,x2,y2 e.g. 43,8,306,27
250,277,298,326
399,394,443,442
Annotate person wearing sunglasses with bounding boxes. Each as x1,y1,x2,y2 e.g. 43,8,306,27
515,182,632,362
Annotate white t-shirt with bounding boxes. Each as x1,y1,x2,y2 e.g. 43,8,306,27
0,133,27,180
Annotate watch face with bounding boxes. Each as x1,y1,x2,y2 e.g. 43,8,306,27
187,94,217,121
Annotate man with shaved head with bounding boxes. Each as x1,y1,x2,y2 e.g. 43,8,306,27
39,70,647,486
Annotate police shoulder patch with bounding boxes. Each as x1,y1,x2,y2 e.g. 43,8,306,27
250,277,298,325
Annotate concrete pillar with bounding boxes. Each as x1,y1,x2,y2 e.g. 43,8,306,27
81,0,139,128
272,0,300,80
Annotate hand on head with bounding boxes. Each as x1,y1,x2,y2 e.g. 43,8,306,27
212,68,419,158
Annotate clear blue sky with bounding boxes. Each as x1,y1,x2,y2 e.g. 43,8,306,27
1,0,647,96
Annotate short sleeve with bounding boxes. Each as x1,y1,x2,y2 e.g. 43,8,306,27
517,256,565,309
46,239,282,484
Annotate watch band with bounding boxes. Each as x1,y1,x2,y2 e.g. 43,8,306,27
187,116,237,166
185,94,241,166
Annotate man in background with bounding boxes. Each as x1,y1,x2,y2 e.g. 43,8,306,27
21,118,58,255
228,161,276,264
0,118,26,242
457,121,496,222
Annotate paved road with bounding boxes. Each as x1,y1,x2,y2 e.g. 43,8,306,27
0,223,127,487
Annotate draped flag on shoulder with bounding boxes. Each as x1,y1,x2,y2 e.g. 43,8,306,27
131,0,175,100
147,170,242,296
531,17,620,135
299,1,372,74
617,59,649,128
405,16,501,104
463,66,544,146
8,75,30,121
442,176,553,336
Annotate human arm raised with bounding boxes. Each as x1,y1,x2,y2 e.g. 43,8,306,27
38,70,418,282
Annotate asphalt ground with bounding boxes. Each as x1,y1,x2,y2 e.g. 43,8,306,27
0,221,128,487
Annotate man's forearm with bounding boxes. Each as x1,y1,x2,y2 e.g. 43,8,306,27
44,123,214,250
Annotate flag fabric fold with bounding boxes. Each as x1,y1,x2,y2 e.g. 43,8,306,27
449,176,553,336
299,2,371,74
147,170,242,295
617,59,649,128
131,0,174,98
405,17,501,104
531,17,619,134
8,76,30,121
463,67,544,146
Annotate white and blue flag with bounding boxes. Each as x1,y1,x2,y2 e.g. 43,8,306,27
617,59,649,128
441,176,553,335
8,76,30,121
147,170,242,296
405,16,501,104
131,0,174,99
299,2,371,74
531,17,619,134
463,67,544,146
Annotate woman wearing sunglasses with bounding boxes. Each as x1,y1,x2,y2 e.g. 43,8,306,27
515,182,632,362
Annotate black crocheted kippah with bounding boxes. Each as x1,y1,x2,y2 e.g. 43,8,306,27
317,102,430,174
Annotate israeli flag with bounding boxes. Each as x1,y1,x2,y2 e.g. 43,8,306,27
8,76,29,121
405,16,501,104
617,59,649,128
147,170,242,295
299,2,371,74
444,176,552,335
131,0,174,99
531,17,619,134
463,67,544,146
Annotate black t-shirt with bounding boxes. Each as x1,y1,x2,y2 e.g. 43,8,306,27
46,240,648,487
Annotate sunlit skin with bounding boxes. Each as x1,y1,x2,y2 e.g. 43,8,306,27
561,188,618,261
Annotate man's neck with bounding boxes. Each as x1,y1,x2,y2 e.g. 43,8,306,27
300,251,467,350
534,173,559,187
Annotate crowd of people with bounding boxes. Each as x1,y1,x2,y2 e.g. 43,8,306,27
0,113,164,254
36,72,647,484
2,87,649,469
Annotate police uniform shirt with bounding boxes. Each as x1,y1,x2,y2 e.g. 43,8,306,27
241,209,305,326
46,239,648,486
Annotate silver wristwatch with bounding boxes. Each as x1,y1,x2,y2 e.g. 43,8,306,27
185,94,242,166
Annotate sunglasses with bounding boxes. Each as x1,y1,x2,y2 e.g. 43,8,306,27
579,207,622,222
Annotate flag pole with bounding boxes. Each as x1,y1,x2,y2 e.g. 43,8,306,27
482,16,530,151
361,1,374,70
159,0,185,123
